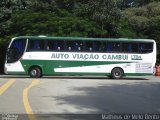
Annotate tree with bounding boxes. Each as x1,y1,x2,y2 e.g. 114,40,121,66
116,0,135,9
0,0,12,37
6,10,107,39
123,1,160,64
74,0,121,37
133,0,160,6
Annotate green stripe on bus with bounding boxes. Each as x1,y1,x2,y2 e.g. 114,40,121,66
20,60,130,74
19,60,153,76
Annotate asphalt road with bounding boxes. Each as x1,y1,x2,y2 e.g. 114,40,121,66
0,75,160,120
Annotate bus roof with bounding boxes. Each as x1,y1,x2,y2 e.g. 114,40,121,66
12,36,155,42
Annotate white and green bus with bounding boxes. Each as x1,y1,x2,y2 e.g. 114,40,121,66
4,36,156,78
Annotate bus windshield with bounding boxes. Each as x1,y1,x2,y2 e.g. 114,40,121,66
7,39,26,63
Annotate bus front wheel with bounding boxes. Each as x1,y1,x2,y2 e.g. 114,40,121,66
111,68,123,79
29,67,42,78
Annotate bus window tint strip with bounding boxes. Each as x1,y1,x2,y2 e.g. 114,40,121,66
26,39,153,54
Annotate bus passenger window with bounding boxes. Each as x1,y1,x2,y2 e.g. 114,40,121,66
106,42,120,52
47,40,57,51
122,42,138,53
71,41,77,51
132,43,139,53
139,42,153,53
66,41,72,51
106,42,113,52
92,41,99,52
71,41,83,51
27,39,45,51
98,42,106,52
85,41,93,52
47,40,65,51
122,42,132,53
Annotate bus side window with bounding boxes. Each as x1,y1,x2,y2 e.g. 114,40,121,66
72,41,83,51
28,40,39,51
47,40,57,51
27,39,45,51
85,41,93,52
98,41,106,52
139,42,153,53
84,41,100,52
105,42,121,52
122,42,132,53
57,40,65,51
113,42,120,52
92,41,99,52
71,41,78,51
122,42,139,53
66,41,72,51
106,42,113,52
132,43,139,53
47,40,65,51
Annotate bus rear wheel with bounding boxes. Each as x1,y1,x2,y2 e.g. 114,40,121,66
29,67,42,78
111,68,123,79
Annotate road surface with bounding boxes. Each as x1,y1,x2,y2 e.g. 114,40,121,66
0,75,160,120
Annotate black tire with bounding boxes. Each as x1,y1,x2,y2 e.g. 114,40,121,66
29,67,42,78
111,68,123,79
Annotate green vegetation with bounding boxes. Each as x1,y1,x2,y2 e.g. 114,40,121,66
0,0,160,64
